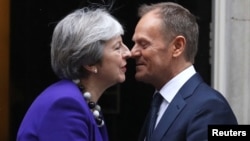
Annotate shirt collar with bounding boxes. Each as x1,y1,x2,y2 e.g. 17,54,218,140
157,65,196,103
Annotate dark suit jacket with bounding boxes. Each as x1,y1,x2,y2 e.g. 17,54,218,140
139,73,238,141
17,80,108,141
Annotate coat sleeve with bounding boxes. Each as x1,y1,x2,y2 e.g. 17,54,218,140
186,97,238,141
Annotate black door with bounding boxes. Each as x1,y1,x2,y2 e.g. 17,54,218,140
10,0,211,141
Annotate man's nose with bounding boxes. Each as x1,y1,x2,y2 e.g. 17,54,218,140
130,45,140,57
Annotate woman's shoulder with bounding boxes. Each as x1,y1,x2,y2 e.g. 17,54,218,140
31,79,84,108
42,79,81,98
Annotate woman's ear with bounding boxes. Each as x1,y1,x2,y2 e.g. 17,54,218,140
172,35,186,57
83,65,98,74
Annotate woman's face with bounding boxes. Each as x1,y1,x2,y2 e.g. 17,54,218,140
96,36,131,86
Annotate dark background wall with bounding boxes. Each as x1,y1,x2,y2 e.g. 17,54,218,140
10,0,211,140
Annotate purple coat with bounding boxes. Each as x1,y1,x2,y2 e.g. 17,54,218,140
17,80,109,141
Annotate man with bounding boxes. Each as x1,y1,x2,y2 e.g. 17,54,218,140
131,2,237,141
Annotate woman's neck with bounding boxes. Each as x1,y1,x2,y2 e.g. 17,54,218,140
79,79,106,103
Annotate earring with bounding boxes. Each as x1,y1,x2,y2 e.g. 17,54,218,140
94,69,98,74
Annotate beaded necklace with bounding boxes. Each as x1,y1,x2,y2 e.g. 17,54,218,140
74,80,104,127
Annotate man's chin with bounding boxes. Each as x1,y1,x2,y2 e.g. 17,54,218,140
135,73,146,82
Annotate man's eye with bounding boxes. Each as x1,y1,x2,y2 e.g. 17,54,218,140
140,42,149,48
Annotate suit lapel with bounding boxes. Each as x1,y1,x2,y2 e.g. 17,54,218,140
151,73,203,140
152,94,186,140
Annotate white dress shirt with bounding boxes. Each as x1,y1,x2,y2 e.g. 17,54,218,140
154,65,196,127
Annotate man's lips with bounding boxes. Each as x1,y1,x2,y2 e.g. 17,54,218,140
135,63,145,71
135,62,144,66
135,59,145,66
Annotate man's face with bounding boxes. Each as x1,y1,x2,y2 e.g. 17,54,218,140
131,11,173,88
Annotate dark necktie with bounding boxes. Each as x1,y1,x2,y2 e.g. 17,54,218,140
146,93,163,141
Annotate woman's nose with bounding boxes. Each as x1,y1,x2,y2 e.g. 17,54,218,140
122,44,132,59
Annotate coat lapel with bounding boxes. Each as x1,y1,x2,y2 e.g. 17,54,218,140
151,73,203,140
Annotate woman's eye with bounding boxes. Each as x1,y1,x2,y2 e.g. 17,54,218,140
115,43,122,50
115,46,121,50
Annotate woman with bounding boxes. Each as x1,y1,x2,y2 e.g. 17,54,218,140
17,7,131,141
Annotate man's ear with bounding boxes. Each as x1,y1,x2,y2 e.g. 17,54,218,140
172,35,186,57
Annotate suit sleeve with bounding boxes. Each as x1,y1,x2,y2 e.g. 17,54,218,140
186,98,237,141
37,97,91,141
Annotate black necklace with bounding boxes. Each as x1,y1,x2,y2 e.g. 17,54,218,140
74,80,104,127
